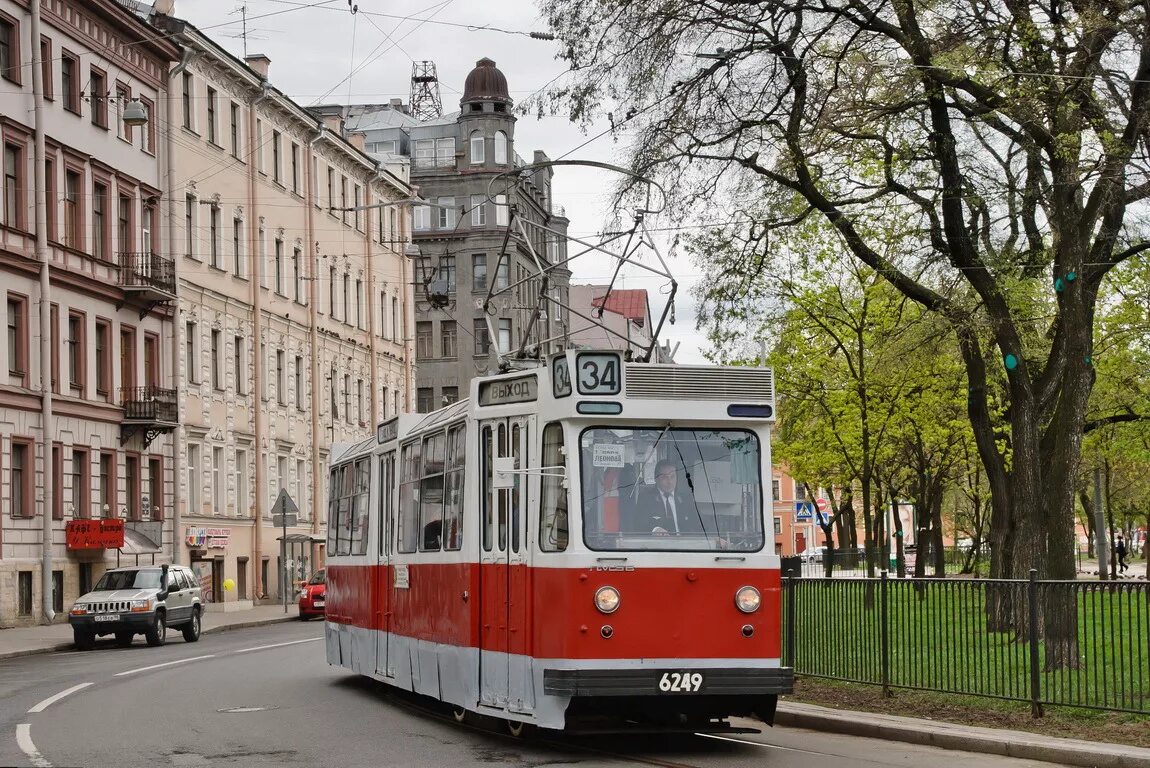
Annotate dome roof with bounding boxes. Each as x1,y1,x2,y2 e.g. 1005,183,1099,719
461,58,512,106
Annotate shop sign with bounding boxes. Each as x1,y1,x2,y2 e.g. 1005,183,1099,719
185,526,231,549
66,519,125,550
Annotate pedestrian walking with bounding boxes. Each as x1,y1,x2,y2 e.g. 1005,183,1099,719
1115,535,1129,573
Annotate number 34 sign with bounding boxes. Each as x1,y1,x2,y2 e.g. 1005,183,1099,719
576,352,621,395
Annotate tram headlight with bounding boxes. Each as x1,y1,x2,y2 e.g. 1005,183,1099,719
735,586,761,613
594,586,621,614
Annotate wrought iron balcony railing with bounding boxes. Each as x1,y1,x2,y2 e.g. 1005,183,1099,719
120,386,178,423
117,252,176,296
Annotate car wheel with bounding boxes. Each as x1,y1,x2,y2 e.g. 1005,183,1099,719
298,611,310,621
144,611,166,647
115,631,134,648
182,608,201,643
73,628,95,651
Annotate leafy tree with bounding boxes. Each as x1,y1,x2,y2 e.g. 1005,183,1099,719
540,0,1150,666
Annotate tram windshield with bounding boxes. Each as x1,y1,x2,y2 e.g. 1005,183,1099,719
580,427,764,552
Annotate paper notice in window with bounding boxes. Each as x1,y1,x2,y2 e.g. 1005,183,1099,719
592,444,625,468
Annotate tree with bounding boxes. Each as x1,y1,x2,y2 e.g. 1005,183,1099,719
540,0,1150,667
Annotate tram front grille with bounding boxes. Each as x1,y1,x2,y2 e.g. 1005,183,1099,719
624,366,774,402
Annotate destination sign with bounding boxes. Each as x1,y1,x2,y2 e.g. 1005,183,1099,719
377,418,398,443
478,375,538,406
552,356,572,398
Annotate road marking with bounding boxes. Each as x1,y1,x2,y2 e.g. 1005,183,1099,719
234,638,322,654
28,682,92,713
695,732,817,753
114,655,215,677
16,723,52,767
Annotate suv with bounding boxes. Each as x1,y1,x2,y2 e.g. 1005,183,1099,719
68,564,203,650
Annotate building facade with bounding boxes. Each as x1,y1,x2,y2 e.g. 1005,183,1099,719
154,15,415,606
315,58,572,412
567,285,676,362
1,0,180,626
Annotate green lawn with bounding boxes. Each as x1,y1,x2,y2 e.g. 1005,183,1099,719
783,578,1150,714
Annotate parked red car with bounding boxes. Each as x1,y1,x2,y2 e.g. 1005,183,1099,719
298,569,326,620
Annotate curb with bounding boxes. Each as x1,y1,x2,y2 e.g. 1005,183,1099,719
775,702,1150,768
0,615,299,662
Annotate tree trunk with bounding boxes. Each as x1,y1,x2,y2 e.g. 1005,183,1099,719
931,490,946,577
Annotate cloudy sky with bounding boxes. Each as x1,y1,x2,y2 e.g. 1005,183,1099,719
175,0,713,363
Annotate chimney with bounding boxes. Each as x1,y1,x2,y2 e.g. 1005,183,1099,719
152,0,175,15
389,98,403,109
245,54,271,79
321,114,343,134
348,132,366,151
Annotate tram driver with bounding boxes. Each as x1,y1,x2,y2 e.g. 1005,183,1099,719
637,460,704,535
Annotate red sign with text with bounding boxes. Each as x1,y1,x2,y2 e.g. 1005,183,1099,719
66,519,125,550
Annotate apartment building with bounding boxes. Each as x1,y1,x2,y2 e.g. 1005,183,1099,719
153,14,414,605
0,0,180,626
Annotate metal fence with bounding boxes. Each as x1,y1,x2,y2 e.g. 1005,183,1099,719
783,572,1150,715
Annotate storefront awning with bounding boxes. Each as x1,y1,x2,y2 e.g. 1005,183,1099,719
119,527,163,555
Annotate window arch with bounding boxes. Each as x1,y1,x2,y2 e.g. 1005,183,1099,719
469,131,485,164
494,131,508,165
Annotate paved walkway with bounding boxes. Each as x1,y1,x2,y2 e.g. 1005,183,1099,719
0,603,300,661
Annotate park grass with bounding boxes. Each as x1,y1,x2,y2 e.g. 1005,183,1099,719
785,578,1150,714
785,676,1150,748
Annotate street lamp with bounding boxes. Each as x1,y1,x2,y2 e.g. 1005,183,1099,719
122,98,149,128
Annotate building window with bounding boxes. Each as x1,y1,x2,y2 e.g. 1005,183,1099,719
435,138,455,167
391,297,399,342
795,483,807,502
230,102,240,157
233,217,243,275
206,87,218,144
294,355,303,410
413,205,430,231
494,131,508,164
272,130,282,183
18,572,32,615
149,457,162,521
67,311,85,391
442,386,459,405
415,321,433,360
182,71,193,129
441,320,457,358
139,96,155,154
61,50,79,113
187,444,201,515
233,335,246,395
495,194,509,226
416,387,434,414
343,374,351,423
772,479,780,501
340,177,347,223
353,185,362,230
355,279,363,328
7,294,26,376
90,68,108,128
413,139,434,169
328,266,337,315
0,16,19,85
235,448,249,517
379,292,387,338
209,205,221,267
213,447,224,515
438,255,456,293
211,329,222,389
470,131,484,164
291,143,300,193
117,194,132,254
274,238,283,294
186,321,200,384
276,349,285,404
92,182,108,261
473,318,490,356
255,119,264,173
119,326,136,391
774,517,782,535
44,158,55,238
72,447,90,518
470,195,486,227
293,247,302,302
495,259,509,290
4,143,22,229
357,378,364,424
436,197,455,229
498,318,512,354
52,444,63,519
99,451,116,517
184,194,195,257
115,83,131,140
10,438,31,517
63,170,81,248
126,454,140,521
342,274,350,323
94,319,111,396
326,167,334,207
39,37,53,99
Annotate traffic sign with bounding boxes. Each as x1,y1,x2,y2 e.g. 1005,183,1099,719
816,497,829,513
272,488,299,529
795,502,814,521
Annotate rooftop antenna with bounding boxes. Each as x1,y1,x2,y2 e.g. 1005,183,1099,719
410,61,442,121
229,4,249,57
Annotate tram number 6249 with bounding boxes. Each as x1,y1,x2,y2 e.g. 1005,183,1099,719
658,672,704,693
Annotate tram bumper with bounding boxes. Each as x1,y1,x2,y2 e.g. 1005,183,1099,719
543,666,794,727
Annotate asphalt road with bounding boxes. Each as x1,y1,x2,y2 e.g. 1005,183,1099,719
0,622,1059,768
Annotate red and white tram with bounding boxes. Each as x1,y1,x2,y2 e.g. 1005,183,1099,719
323,349,793,733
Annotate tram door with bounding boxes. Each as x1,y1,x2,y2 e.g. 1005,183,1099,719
376,451,396,677
478,417,532,709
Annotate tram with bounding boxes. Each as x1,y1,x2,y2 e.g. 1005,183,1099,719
323,348,793,733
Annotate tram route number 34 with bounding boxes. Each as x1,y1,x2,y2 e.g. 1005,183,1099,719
658,671,704,693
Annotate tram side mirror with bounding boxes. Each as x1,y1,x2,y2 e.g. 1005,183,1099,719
493,457,516,489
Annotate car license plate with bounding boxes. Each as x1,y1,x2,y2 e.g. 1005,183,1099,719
313,600,324,608
94,614,119,622
658,671,704,693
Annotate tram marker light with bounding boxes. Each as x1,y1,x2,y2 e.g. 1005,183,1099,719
594,586,621,614
735,586,761,613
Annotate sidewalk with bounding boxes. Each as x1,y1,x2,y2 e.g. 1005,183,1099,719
0,603,301,661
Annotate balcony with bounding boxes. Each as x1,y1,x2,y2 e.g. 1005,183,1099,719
117,252,176,318
120,386,178,449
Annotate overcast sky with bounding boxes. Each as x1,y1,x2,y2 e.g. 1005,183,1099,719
175,0,712,363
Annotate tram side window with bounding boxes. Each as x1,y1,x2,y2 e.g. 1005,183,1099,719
539,422,568,552
397,441,421,553
511,423,521,553
326,467,341,551
337,462,355,556
379,452,394,556
497,423,508,550
443,424,465,551
351,457,371,555
482,425,493,552
420,431,447,551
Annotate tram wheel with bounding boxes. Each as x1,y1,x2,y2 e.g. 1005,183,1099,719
506,719,530,738
451,706,468,724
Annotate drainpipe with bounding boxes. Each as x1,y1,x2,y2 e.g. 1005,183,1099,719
306,125,324,559
167,45,195,567
249,81,271,600
31,0,54,623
